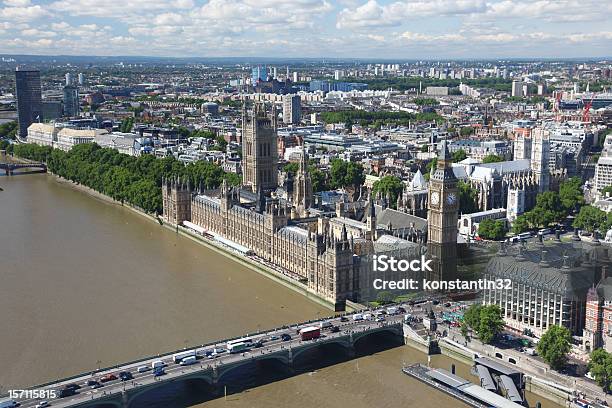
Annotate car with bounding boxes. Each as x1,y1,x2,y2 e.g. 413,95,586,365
330,326,340,333
86,379,98,386
90,381,102,389
432,300,440,305
137,365,150,373
281,333,291,341
340,316,349,322
100,374,118,382
57,388,76,398
375,316,385,322
269,335,280,341
253,341,264,348
119,371,133,381
154,368,165,377
35,402,50,408
64,383,81,390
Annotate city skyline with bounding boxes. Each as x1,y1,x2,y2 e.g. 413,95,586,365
0,0,610,59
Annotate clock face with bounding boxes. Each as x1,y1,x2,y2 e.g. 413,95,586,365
431,191,440,205
447,193,457,205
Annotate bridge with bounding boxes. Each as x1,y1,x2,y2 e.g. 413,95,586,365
0,161,47,175
6,306,411,408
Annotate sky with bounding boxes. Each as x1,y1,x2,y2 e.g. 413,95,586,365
0,0,610,59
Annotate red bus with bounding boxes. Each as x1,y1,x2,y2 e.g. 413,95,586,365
300,326,321,341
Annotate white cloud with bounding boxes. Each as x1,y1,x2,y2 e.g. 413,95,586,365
3,0,31,6
0,5,46,21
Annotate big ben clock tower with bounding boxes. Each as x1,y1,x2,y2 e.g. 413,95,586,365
427,140,458,283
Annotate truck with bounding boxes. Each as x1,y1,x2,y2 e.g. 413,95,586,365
173,350,196,363
386,306,398,315
300,326,321,341
319,321,333,329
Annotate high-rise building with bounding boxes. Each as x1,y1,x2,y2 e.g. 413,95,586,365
241,103,279,193
78,73,84,85
427,140,459,283
292,71,298,83
512,80,523,97
251,65,267,86
63,85,79,117
15,68,42,139
65,72,73,86
282,94,301,125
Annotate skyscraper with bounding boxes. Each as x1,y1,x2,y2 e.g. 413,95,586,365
241,103,279,193
63,85,79,117
65,72,73,86
512,80,523,97
78,73,84,85
15,68,42,139
282,94,301,125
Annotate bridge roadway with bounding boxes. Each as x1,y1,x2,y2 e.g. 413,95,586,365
0,161,47,175
10,305,416,408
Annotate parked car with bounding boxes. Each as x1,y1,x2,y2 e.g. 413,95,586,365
281,333,291,341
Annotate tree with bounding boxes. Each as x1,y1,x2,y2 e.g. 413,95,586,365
461,304,503,344
0,121,17,139
477,219,507,240
329,159,365,189
478,305,504,344
511,214,531,234
559,177,584,213
372,176,403,208
587,348,612,393
376,291,394,305
601,185,612,198
452,149,467,163
482,154,503,164
420,144,429,153
537,325,571,370
460,127,475,136
458,181,478,214
573,205,606,234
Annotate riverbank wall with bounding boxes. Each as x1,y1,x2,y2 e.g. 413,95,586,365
49,174,365,313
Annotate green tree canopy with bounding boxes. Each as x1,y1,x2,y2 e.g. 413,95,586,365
461,304,503,344
458,180,478,214
452,149,467,163
537,325,571,370
329,159,365,189
587,348,612,393
559,177,584,213
482,154,503,164
477,219,507,240
0,120,17,139
573,205,606,233
372,175,403,208
511,214,531,234
460,127,475,137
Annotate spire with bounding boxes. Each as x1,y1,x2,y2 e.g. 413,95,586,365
439,139,451,162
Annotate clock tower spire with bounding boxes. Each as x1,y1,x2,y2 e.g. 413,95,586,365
427,140,458,283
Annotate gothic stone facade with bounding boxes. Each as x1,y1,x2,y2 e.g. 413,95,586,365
163,179,355,310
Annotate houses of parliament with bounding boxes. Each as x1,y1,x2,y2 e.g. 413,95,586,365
162,103,459,310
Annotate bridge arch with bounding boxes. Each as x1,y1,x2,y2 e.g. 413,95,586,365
126,373,213,408
215,353,290,384
290,337,353,363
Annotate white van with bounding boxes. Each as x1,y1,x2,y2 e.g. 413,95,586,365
353,313,363,321
151,360,166,370
137,365,150,373
180,356,197,366
319,321,333,329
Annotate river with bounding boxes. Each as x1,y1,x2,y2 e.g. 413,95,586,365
0,174,559,408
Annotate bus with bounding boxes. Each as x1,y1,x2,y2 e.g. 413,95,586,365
173,350,196,363
228,342,250,354
227,336,254,349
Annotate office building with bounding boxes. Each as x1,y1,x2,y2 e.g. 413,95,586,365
15,68,42,139
511,80,523,97
78,73,84,85
63,85,79,118
65,72,73,86
282,94,301,125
